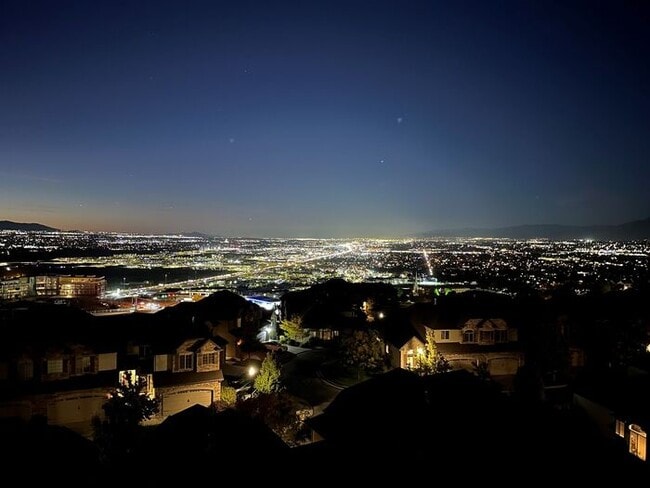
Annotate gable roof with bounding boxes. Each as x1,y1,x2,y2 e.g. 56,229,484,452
383,322,425,348
462,318,508,331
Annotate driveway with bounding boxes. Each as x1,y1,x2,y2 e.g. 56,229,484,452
281,347,341,410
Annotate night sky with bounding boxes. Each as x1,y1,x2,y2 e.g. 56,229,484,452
1,1,649,237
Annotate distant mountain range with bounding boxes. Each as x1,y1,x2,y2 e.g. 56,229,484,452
0,220,59,232
181,231,213,238
420,217,650,240
3,217,650,240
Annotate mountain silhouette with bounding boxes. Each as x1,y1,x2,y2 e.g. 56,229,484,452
420,217,650,240
0,220,59,232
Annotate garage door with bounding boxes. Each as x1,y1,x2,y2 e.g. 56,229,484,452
488,358,519,375
162,390,213,417
0,401,32,420
47,396,105,426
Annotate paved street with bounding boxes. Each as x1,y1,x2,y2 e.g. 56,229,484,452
282,346,342,414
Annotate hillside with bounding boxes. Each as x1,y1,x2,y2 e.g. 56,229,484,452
0,220,59,232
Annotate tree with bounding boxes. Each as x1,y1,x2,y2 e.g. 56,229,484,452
102,372,159,427
413,328,451,376
280,315,304,342
254,353,282,394
237,392,302,445
93,371,159,462
363,298,376,322
340,329,386,379
217,385,238,409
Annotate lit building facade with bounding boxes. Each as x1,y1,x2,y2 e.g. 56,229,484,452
0,275,106,300
58,275,106,298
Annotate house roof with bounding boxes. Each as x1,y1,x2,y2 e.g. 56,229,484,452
150,405,287,458
437,342,523,355
408,291,519,331
574,372,650,426
462,318,508,331
383,322,424,348
177,337,222,353
303,367,641,476
0,370,117,399
153,369,223,387
305,368,518,454
0,418,104,477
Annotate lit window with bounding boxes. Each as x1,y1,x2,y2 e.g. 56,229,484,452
440,330,450,340
199,352,216,366
47,359,63,374
629,424,647,461
406,349,415,369
615,419,625,438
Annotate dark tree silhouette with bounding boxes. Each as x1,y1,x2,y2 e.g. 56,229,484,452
93,371,159,463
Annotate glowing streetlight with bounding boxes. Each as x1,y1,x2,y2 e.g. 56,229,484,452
247,365,258,377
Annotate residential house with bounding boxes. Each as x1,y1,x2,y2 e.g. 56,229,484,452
0,297,231,434
281,279,397,342
574,372,650,465
302,369,637,478
0,341,119,433
428,317,524,376
383,323,425,370
152,338,224,418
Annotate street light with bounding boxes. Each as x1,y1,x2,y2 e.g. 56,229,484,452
247,365,258,377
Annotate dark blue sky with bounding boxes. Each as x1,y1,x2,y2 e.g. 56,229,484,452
1,1,649,237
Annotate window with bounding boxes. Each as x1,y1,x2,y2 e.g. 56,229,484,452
47,359,63,374
629,424,647,461
17,360,33,380
178,354,194,371
98,353,117,371
440,330,450,340
406,349,415,369
615,420,625,438
495,330,508,343
199,352,217,366
139,345,151,359
75,356,93,375
463,331,475,343
479,331,494,343
154,354,169,372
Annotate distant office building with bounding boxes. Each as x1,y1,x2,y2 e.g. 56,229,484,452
58,275,106,298
35,275,58,296
0,275,106,300
0,276,35,300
